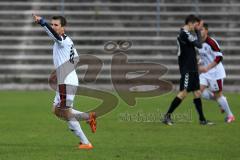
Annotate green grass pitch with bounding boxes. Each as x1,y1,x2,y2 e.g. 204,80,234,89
0,91,239,160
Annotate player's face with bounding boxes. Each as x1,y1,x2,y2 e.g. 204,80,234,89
192,22,200,31
51,19,64,35
188,22,195,31
201,27,208,39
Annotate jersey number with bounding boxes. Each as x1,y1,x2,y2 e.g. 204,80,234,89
69,45,75,64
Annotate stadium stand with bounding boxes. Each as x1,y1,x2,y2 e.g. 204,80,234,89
0,0,239,91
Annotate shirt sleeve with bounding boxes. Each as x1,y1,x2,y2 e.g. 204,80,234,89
184,30,202,49
212,51,223,64
38,18,63,45
207,37,223,64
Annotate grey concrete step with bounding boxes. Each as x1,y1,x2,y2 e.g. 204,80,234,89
2,26,237,37
1,36,240,47
0,54,240,65
1,26,240,32
0,63,239,73
0,73,239,87
1,72,240,80
1,2,240,7
0,10,240,19
0,19,239,25
1,36,240,42
1,44,240,51
1,27,239,39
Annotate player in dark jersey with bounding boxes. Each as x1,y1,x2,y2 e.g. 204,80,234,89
162,15,213,125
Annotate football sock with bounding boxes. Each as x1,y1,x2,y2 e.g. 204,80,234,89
166,97,182,117
193,98,206,121
201,89,214,100
71,108,90,121
68,118,90,144
217,96,233,117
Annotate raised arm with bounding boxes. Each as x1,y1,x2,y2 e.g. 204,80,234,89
32,14,62,43
193,29,202,48
185,20,203,49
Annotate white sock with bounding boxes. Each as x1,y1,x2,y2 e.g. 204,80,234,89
68,119,90,144
71,108,89,121
217,96,233,117
201,89,215,100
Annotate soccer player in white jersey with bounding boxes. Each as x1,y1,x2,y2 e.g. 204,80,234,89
198,23,235,123
33,14,97,149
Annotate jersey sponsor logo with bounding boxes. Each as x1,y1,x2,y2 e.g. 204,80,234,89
204,46,208,51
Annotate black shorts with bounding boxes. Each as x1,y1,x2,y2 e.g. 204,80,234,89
179,72,200,92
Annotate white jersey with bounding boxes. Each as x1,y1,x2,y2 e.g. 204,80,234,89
198,36,226,80
41,20,79,86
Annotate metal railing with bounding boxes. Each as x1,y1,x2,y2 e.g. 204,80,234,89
61,0,65,15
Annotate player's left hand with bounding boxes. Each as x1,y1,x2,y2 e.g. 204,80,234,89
32,13,42,23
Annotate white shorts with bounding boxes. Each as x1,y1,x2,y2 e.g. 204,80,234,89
200,74,223,92
53,84,77,108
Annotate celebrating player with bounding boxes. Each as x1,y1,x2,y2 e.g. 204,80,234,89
32,14,96,149
163,15,213,125
198,23,235,123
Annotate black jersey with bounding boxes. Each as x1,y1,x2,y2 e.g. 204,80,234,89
177,28,202,75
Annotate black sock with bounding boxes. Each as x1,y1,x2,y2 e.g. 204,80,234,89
166,97,182,117
193,98,206,121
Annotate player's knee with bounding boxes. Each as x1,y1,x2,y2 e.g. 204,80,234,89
177,90,188,99
201,89,214,100
52,105,62,118
214,91,222,99
194,90,202,98
53,107,66,120
200,85,206,93
54,107,73,121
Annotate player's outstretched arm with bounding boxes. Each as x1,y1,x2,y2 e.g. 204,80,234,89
32,13,62,43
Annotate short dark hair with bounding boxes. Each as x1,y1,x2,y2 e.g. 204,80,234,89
52,15,67,27
185,14,200,24
203,23,209,30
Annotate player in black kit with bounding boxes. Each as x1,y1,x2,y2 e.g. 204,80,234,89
162,15,213,125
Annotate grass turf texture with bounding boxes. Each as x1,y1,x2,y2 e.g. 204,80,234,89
0,91,239,160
